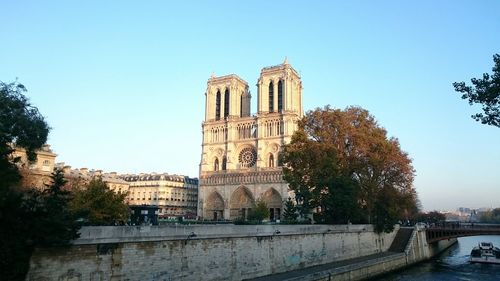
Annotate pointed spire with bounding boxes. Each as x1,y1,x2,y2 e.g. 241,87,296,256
283,56,289,65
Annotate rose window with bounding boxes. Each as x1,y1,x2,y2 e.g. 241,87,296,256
238,147,257,168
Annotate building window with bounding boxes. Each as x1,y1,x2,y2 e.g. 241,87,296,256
269,81,274,112
42,160,50,166
278,80,283,112
214,158,219,171
240,95,243,117
215,90,221,120
269,154,274,167
224,89,230,118
238,147,257,168
222,157,227,170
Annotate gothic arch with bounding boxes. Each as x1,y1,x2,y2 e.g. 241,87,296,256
268,153,275,167
230,186,255,219
261,188,282,208
214,157,219,171
261,188,283,221
204,191,225,220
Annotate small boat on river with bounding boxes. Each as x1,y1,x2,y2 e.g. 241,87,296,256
469,242,500,264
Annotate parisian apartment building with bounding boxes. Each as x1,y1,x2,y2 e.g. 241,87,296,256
13,145,198,219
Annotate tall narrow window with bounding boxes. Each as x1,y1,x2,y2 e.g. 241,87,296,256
278,80,283,112
269,81,274,112
240,95,243,117
222,157,227,170
214,158,219,171
215,90,221,120
269,154,274,167
224,89,230,118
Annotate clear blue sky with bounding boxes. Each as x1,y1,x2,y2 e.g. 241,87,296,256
1,1,499,211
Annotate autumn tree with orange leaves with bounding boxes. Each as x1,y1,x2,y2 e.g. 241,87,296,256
281,106,419,232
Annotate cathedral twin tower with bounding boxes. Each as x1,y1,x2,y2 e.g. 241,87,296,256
199,59,303,221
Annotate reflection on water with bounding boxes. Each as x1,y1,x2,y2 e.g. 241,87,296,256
374,235,500,281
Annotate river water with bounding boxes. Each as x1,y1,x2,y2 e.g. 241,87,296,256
374,235,500,281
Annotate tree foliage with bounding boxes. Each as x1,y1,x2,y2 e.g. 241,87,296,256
479,208,500,223
0,81,50,187
282,197,298,222
0,82,80,281
0,81,50,163
37,168,80,245
412,211,446,225
453,54,500,127
69,178,130,225
247,199,270,223
281,106,418,232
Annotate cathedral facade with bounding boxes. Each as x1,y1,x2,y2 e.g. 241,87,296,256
198,59,303,220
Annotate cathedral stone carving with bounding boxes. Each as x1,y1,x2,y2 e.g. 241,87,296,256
198,59,303,220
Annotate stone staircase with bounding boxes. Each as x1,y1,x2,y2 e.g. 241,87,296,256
388,227,414,253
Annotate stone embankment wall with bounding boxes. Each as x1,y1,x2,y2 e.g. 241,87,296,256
299,225,457,281
27,224,397,281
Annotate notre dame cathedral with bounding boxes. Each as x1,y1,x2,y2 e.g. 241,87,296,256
198,59,303,220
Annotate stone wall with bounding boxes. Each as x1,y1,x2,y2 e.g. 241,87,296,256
268,225,458,281
27,224,398,281
404,225,457,264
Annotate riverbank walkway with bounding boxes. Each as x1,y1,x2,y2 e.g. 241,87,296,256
245,251,404,281
246,227,414,281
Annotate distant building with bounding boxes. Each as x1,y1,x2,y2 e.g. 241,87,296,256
58,165,198,218
121,173,198,219
58,165,130,195
12,144,57,188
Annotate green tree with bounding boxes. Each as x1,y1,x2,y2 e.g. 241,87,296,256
413,211,445,225
35,168,80,246
0,81,50,186
372,186,401,233
247,199,270,223
453,54,500,127
282,106,418,232
70,178,130,225
479,208,500,223
0,81,71,281
316,176,363,224
281,130,335,219
282,197,298,222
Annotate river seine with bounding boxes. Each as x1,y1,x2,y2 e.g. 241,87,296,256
374,235,500,281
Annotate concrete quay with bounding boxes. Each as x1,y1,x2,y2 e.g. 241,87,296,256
26,224,454,281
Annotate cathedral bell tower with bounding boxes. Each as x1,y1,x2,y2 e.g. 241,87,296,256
204,74,250,122
257,57,303,117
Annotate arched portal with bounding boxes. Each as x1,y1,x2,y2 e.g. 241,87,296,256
204,191,225,220
230,186,255,220
262,188,283,221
